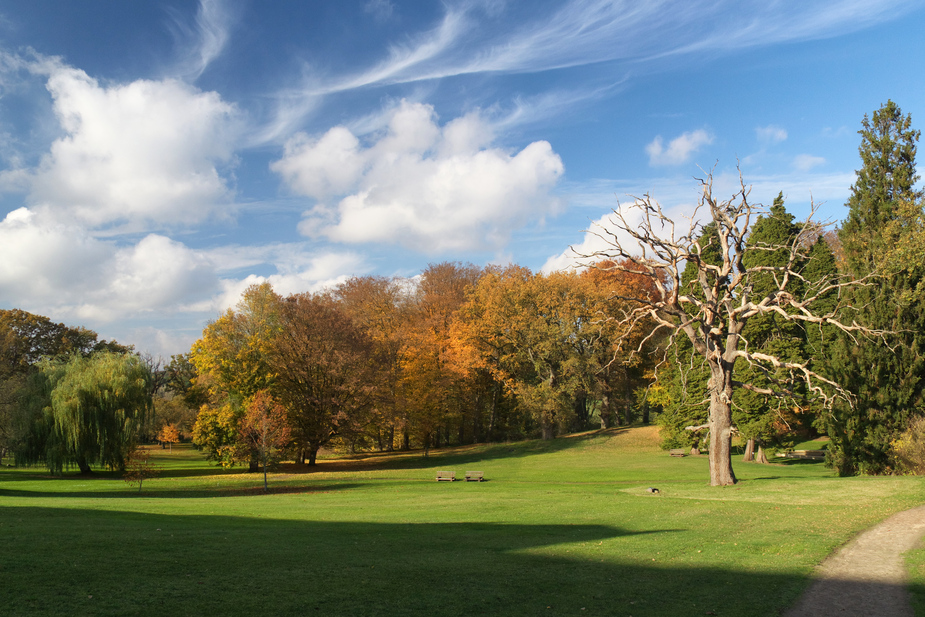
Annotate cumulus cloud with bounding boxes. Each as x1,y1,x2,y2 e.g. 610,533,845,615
793,154,826,172
28,63,239,230
645,129,713,166
756,125,788,144
0,207,218,322
208,250,367,313
541,198,698,273
272,101,564,253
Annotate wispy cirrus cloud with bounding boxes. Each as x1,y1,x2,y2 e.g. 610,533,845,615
170,0,238,82
258,0,922,138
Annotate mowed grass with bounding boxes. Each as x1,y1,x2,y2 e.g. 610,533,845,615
2,427,925,617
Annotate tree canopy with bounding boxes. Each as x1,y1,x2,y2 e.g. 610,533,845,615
16,351,152,473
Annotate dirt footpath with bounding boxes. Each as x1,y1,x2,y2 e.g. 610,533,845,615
785,504,925,617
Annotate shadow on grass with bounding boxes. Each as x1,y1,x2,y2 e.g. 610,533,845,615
0,504,904,617
0,481,364,499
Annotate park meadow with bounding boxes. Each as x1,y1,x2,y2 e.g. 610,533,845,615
4,426,925,617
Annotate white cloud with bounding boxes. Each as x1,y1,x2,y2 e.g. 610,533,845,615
541,198,699,273
544,166,858,273
273,101,564,253
646,129,713,166
0,208,218,322
793,154,826,172
169,0,237,81
260,0,922,135
209,250,366,313
29,63,239,230
756,125,788,144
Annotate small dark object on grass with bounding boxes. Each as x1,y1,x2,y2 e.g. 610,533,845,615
646,487,659,494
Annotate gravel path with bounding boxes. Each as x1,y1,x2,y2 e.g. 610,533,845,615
784,504,925,617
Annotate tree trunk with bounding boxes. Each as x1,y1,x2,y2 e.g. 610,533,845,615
488,384,499,440
623,376,633,425
600,393,611,429
307,447,318,466
755,445,769,464
708,366,737,486
743,438,755,462
541,418,555,440
77,458,92,474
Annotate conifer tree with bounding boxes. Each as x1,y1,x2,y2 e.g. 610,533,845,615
825,101,925,474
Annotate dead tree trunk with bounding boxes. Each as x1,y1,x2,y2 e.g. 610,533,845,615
708,364,737,486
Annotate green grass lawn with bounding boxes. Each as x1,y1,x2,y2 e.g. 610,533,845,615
2,426,925,617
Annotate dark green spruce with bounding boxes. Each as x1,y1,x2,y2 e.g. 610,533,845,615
823,100,925,475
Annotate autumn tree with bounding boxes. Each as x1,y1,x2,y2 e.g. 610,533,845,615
270,293,377,465
449,265,530,441
581,258,666,428
501,271,602,439
588,173,876,485
400,263,482,452
239,390,290,491
16,351,152,473
335,276,410,451
190,283,281,470
825,100,925,474
156,424,181,450
453,267,621,439
123,447,159,492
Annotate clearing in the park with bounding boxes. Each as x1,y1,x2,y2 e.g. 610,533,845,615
2,426,925,617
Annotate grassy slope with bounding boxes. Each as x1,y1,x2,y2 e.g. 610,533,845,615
2,427,924,617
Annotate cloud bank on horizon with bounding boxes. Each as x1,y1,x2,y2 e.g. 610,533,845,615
0,0,922,356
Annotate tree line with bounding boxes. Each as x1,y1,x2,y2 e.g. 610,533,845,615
1,101,923,482
186,262,662,470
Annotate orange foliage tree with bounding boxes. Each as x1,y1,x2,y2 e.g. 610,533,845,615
270,293,377,465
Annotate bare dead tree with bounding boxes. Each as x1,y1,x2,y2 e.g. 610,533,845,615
583,172,881,486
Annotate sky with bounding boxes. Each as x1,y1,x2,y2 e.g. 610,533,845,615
1,0,924,358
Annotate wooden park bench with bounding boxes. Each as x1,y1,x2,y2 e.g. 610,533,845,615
465,471,484,482
436,471,456,482
669,449,687,457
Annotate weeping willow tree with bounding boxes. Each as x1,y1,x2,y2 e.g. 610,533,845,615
16,352,152,473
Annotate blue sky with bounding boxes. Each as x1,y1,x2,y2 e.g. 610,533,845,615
1,0,923,357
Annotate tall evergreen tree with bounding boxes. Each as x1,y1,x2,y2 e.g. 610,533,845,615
734,195,809,458
825,100,925,474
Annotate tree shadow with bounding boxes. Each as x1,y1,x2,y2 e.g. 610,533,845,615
2,504,907,616
0,482,364,499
